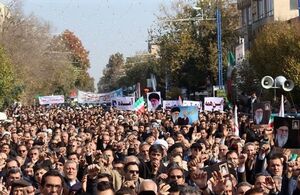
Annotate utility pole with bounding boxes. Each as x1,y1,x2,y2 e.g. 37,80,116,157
216,7,223,89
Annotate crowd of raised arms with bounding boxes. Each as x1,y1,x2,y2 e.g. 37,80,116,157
0,103,299,195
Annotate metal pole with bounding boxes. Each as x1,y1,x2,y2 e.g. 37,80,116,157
216,7,223,89
298,0,300,17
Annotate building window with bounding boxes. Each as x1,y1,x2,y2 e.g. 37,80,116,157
290,0,298,10
242,8,247,26
266,0,273,16
258,0,265,19
247,7,252,24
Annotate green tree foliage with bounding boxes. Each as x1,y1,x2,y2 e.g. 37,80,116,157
0,4,86,104
97,53,125,92
248,21,300,101
119,53,158,91
0,2,95,105
0,47,17,110
249,21,300,84
152,0,239,97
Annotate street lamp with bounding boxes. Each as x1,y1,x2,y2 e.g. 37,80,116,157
194,2,223,89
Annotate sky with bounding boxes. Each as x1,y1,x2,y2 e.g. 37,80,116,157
4,0,172,88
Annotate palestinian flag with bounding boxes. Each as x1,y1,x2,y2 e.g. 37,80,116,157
134,97,145,114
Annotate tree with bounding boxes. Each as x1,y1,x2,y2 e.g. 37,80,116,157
249,21,300,83
152,0,239,98
0,3,80,103
0,46,17,110
52,30,95,92
97,53,125,92
248,21,300,102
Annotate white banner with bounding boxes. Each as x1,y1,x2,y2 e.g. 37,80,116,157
112,97,135,111
77,90,102,104
38,95,64,105
204,97,224,111
99,93,111,104
163,100,179,110
183,100,203,111
78,89,123,104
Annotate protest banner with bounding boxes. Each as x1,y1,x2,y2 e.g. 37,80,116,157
204,97,224,111
163,100,179,110
78,88,123,104
77,90,102,104
112,97,135,111
183,100,202,111
38,95,64,105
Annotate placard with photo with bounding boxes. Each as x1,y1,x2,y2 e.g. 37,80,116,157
274,117,300,148
253,102,271,125
170,106,198,125
147,92,162,112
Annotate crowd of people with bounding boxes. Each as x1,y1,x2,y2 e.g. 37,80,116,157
0,103,299,195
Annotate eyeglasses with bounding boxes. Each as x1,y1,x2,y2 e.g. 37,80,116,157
128,170,139,174
170,175,183,179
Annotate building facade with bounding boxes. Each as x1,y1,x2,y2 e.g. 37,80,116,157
237,0,299,49
0,2,10,31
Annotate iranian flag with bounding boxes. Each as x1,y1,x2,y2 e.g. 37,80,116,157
268,114,274,128
134,97,145,114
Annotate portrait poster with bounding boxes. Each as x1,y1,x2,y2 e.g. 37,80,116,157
147,92,162,112
274,117,300,148
171,106,198,125
204,97,224,111
253,102,271,125
202,161,236,179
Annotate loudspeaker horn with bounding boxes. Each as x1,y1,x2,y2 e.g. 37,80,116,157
283,80,294,91
275,76,286,87
261,76,274,89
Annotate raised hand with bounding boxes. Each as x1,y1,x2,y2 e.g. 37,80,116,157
158,183,170,195
191,169,208,189
123,180,135,189
82,174,88,192
87,164,101,178
264,176,276,192
0,177,9,195
211,171,226,194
